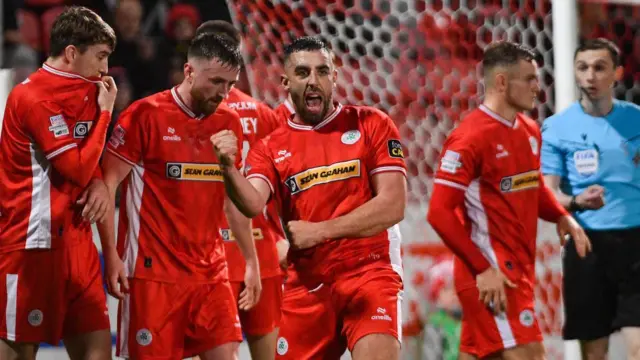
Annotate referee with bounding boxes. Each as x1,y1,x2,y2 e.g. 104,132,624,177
542,38,640,360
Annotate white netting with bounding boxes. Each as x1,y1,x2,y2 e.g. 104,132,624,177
226,1,640,359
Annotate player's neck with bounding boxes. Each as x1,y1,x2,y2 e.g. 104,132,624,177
482,98,517,124
176,82,201,116
44,57,74,74
293,102,336,126
580,96,614,117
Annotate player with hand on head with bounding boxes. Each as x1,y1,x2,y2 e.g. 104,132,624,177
542,38,640,360
96,33,261,360
427,41,590,360
0,7,116,359
212,36,407,360
194,20,285,360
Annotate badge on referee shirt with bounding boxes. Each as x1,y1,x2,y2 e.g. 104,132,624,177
573,149,599,176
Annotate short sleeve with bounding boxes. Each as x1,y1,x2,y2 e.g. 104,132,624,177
540,121,566,177
433,128,480,191
245,139,277,195
23,101,77,160
364,110,407,177
106,107,144,166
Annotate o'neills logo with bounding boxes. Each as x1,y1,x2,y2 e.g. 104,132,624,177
500,170,540,192
284,159,360,195
166,163,224,181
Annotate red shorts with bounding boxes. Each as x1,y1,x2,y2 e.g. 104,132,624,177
117,278,242,359
276,264,403,358
333,266,403,350
0,241,109,345
276,281,346,359
458,281,543,358
231,275,283,336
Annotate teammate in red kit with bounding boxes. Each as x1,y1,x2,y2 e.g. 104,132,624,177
0,7,117,359
274,94,295,122
212,36,407,360
97,33,261,360
195,20,285,360
427,41,591,359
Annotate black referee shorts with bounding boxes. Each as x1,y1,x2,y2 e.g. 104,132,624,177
563,227,640,341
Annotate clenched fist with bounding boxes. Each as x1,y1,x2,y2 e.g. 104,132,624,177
211,130,238,167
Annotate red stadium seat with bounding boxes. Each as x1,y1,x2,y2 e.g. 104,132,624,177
17,9,42,51
41,7,65,55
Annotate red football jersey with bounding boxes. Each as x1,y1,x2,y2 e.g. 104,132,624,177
108,87,243,283
222,87,284,281
0,64,102,253
273,99,295,122
245,104,406,284
433,105,542,290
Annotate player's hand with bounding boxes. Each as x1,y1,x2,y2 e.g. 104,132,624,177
77,178,110,223
557,215,592,258
210,130,238,167
276,238,290,270
575,185,605,210
239,260,262,311
286,220,326,250
97,76,118,114
476,267,516,314
104,248,129,300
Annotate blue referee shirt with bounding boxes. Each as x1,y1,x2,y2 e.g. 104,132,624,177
541,99,640,230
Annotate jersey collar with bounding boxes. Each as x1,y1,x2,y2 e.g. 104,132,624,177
171,87,205,120
284,99,296,115
479,104,518,128
41,63,102,83
287,103,343,131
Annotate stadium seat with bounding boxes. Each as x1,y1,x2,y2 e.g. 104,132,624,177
41,7,66,55
17,9,42,51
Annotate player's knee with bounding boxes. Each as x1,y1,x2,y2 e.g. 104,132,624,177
351,333,400,360
580,338,608,360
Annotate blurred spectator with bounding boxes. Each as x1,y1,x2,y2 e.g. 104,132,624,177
7,45,39,85
109,0,164,99
157,3,200,88
3,0,22,67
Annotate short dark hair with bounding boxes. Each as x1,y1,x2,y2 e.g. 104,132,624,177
188,33,244,69
49,6,116,57
195,20,241,47
283,36,332,64
482,41,536,75
574,38,621,67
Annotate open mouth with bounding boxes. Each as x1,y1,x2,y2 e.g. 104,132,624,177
304,93,323,113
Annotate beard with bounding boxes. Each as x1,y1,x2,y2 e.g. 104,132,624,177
190,87,223,116
291,90,332,126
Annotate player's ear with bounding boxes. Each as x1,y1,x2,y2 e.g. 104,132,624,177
184,63,194,83
614,65,624,82
64,45,77,63
281,74,290,90
495,72,507,92
332,68,338,85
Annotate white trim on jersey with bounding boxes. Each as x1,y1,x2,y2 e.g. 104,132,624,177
107,148,139,167
287,103,343,131
45,143,77,160
170,87,204,120
5,274,18,341
387,224,403,280
41,64,101,83
26,145,52,249
370,166,407,177
479,105,517,129
118,293,132,357
246,174,275,195
123,164,145,278
465,179,517,348
433,178,468,192
397,289,403,343
284,99,295,115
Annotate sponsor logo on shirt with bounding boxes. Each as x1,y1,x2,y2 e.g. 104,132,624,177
73,121,93,138
48,114,69,138
166,163,224,181
275,149,292,163
227,101,257,111
500,170,540,192
163,127,181,141
440,150,462,174
387,139,404,158
220,228,264,241
109,125,126,148
284,159,361,195
371,307,392,321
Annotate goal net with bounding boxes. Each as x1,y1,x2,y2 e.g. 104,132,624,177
225,0,640,359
